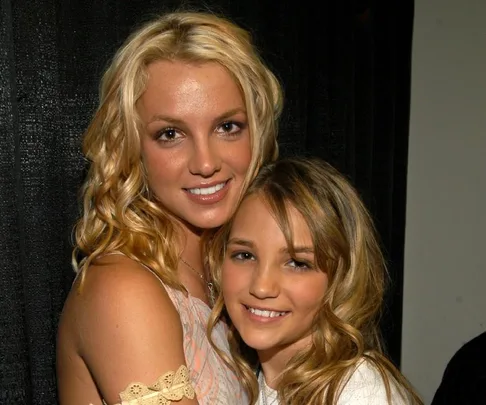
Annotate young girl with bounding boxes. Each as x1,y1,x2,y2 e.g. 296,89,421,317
208,157,423,404
56,11,283,405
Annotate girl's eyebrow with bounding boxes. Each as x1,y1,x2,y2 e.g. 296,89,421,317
227,237,254,248
228,238,314,254
280,246,314,254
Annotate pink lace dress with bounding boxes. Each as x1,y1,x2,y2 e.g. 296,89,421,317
162,283,248,404
96,255,248,405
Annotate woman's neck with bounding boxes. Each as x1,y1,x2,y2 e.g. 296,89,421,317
176,223,211,302
180,227,203,265
176,218,205,264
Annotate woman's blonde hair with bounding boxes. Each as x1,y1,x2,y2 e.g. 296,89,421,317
208,156,422,405
73,11,283,288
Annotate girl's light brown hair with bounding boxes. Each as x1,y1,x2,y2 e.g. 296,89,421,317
73,11,283,288
208,156,422,405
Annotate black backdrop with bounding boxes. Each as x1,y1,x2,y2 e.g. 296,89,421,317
0,1,414,403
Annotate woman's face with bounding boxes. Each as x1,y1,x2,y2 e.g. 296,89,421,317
138,60,251,230
222,194,329,361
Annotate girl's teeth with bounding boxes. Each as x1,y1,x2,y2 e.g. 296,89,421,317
189,182,225,195
248,307,286,318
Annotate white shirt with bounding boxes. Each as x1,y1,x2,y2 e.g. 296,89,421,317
256,359,411,405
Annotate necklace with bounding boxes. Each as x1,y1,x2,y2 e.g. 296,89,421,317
179,257,215,306
259,372,278,405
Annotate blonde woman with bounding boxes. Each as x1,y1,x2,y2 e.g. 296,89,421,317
56,11,283,405
208,157,423,405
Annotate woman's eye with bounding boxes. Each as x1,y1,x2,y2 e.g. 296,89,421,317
216,121,243,135
155,128,183,142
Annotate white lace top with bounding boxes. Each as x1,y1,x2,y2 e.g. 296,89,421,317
256,359,411,405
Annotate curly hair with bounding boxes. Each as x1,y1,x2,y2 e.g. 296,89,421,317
73,11,283,288
208,157,423,405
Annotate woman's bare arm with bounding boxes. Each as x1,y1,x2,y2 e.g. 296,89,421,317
58,255,199,405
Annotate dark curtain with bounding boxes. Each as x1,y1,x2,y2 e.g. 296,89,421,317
0,0,414,403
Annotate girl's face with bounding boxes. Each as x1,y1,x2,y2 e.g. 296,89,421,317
222,194,328,360
138,60,251,231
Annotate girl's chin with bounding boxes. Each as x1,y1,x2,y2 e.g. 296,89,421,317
239,336,279,352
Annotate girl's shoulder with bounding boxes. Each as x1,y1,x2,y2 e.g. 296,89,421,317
337,358,411,405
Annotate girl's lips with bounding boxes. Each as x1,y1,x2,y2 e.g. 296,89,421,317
243,304,290,324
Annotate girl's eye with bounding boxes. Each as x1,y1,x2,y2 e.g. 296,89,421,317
216,121,244,135
155,128,183,143
230,251,255,261
288,259,312,271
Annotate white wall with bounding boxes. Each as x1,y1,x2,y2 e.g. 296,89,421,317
402,1,486,403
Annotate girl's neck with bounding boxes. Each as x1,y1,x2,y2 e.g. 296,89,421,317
258,347,294,389
258,335,313,389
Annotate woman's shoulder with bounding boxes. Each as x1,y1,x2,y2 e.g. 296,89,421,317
62,253,180,347
57,254,191,404
77,254,171,303
337,357,411,405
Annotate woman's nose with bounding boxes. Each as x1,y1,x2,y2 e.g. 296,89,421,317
188,137,222,177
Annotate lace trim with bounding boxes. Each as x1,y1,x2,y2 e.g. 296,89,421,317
115,365,196,404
